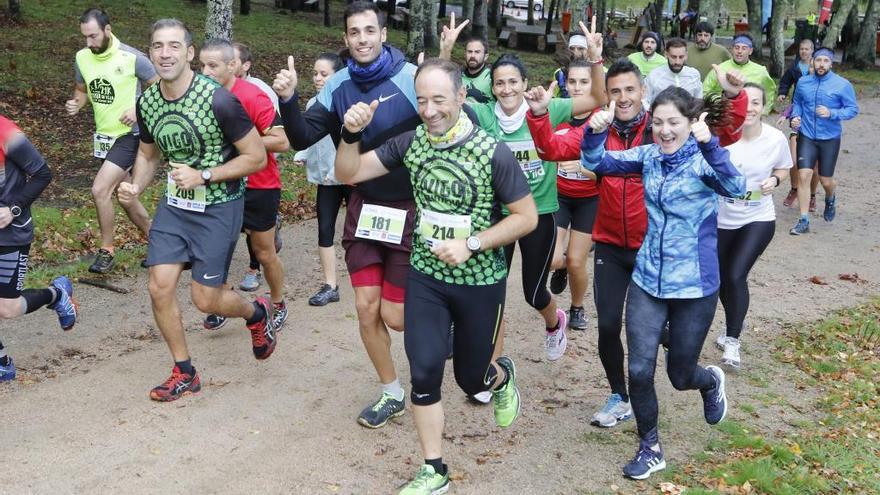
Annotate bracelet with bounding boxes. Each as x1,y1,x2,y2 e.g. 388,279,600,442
341,128,363,144
773,175,781,187
588,58,604,66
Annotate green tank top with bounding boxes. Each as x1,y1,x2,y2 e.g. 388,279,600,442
405,126,509,286
75,36,141,138
137,74,244,206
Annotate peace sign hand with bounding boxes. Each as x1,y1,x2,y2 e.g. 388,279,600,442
691,112,712,143
439,12,470,59
577,15,603,61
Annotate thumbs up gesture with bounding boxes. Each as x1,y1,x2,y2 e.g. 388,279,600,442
691,112,712,143
273,55,299,100
588,100,615,134
343,100,379,133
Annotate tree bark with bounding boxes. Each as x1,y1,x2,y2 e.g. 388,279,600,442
528,0,535,25
853,0,879,68
703,0,722,32
653,0,663,33
744,0,762,53
461,0,475,37
206,0,233,40
425,1,439,49
594,0,607,36
823,0,855,50
473,0,489,39
386,0,397,21
769,0,794,77
406,0,428,59
489,0,501,29
571,0,587,29
240,0,250,16
324,0,331,27
8,0,22,21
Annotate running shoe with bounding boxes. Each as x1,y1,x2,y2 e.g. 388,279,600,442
247,297,277,360
272,301,288,332
88,248,114,274
721,337,742,370
809,195,817,213
274,214,283,253
545,309,568,361
622,440,666,480
568,306,588,331
493,356,520,428
715,331,727,350
48,276,77,331
203,314,228,330
782,188,798,207
702,365,728,425
398,464,449,495
357,391,405,429
789,216,810,235
549,268,568,295
823,195,837,222
239,270,262,292
590,393,633,428
468,390,492,404
0,357,15,382
308,283,339,306
149,365,201,402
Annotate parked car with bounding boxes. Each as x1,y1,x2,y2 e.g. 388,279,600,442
505,0,544,12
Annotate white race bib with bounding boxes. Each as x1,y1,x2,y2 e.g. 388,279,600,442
723,188,763,207
506,140,544,178
419,210,471,248
166,174,207,212
93,133,116,159
355,203,407,244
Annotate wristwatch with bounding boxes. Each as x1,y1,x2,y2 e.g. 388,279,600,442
466,235,481,254
9,205,21,218
201,169,213,185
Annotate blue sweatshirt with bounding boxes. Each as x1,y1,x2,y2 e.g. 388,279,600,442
791,71,859,141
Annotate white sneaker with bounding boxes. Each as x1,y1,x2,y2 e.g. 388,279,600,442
715,332,726,350
545,309,568,361
591,393,633,428
469,391,493,404
721,337,741,369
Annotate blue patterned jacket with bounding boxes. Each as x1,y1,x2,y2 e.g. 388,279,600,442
581,131,745,299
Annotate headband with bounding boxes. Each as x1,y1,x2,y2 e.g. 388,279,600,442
813,47,834,60
568,35,588,48
732,35,753,48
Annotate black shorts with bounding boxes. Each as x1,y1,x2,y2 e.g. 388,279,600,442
103,133,139,171
146,199,244,287
554,194,598,234
243,188,281,232
0,244,30,299
796,135,841,177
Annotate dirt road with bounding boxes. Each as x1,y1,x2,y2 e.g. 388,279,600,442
1,99,878,494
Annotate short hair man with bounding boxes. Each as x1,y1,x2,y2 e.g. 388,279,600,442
335,57,537,495
686,21,731,80
788,47,859,235
627,32,667,78
117,19,275,402
703,33,776,114
66,8,159,274
644,37,703,104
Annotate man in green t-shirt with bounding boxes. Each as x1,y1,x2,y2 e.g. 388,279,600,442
687,21,732,80
335,58,538,495
66,8,159,274
438,14,492,103
703,33,777,114
627,31,667,78
117,19,276,403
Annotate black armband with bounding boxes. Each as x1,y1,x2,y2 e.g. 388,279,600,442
341,128,363,144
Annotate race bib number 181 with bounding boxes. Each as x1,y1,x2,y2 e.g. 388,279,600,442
355,203,407,244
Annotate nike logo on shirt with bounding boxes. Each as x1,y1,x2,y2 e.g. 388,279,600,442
378,93,398,103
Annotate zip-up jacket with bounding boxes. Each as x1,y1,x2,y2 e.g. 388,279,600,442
581,131,745,298
528,89,747,250
279,45,421,201
791,70,859,141
777,60,810,98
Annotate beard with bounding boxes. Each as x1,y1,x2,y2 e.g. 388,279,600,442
90,36,111,54
466,58,484,71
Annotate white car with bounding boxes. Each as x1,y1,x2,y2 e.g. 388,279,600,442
505,0,544,12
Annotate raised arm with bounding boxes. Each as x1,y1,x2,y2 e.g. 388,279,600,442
335,100,393,184
274,55,338,149
692,113,745,198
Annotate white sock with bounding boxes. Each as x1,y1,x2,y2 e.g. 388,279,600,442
382,379,404,401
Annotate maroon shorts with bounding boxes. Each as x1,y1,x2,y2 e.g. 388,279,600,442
342,189,415,300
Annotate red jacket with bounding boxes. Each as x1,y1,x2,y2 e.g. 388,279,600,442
527,89,747,250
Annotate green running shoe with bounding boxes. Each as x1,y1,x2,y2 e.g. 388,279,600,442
357,391,405,428
492,356,521,428
398,464,449,495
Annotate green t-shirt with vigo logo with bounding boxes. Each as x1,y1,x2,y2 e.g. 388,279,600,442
375,125,530,286
471,98,572,215
136,73,255,206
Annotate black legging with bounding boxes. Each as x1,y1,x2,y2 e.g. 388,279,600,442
504,213,556,312
717,220,775,339
593,241,638,401
317,184,352,248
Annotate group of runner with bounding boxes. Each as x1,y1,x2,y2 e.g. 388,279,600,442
0,2,862,493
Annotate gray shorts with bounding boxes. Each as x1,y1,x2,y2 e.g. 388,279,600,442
146,198,244,287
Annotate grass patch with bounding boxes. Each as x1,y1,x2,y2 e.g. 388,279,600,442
664,299,880,494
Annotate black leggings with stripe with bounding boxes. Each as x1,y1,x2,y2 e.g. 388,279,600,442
717,221,775,339
503,213,557,312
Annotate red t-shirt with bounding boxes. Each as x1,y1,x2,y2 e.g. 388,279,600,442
0,115,20,168
230,78,282,189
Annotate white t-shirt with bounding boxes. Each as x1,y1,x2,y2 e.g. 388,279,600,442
718,123,793,229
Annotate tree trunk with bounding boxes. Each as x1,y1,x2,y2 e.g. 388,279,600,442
206,0,233,40
8,0,22,21
703,0,722,32
769,0,794,77
571,0,587,29
823,0,855,50
545,0,556,35
473,0,489,39
461,0,475,37
407,0,428,58
744,0,761,53
489,0,500,28
439,0,447,18
425,1,439,49
324,0,331,27
653,1,663,33
853,0,879,68
240,0,250,16
528,0,535,25
386,0,397,21
595,0,607,36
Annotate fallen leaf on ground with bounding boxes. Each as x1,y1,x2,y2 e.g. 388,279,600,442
809,276,828,285
658,481,686,494
838,273,867,283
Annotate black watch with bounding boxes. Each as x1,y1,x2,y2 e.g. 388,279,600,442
9,205,21,218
